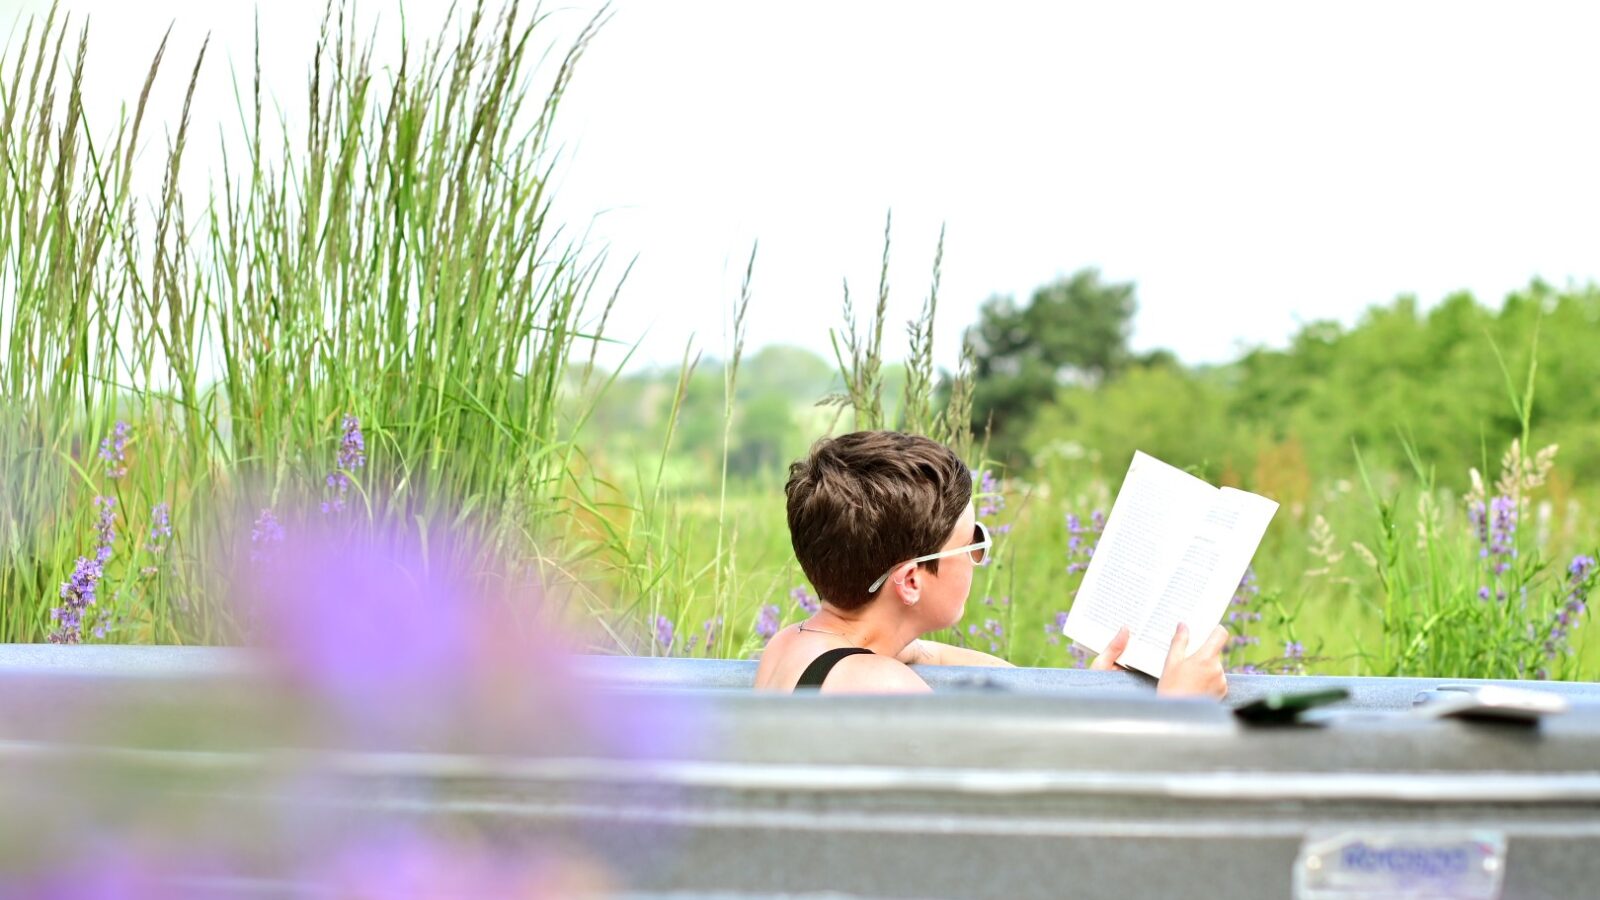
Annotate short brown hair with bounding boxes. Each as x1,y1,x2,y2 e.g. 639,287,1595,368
785,431,971,611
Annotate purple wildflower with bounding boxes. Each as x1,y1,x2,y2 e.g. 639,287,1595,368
975,470,1005,518
1224,567,1271,672
966,617,1004,652
338,414,367,471
653,615,675,653
1067,643,1091,669
1538,554,1597,675
140,502,172,577
147,502,171,549
756,604,781,640
701,617,723,654
322,413,367,515
93,496,116,564
49,497,118,642
1044,610,1068,646
1284,641,1304,659
50,556,103,644
1571,554,1597,583
790,585,821,615
251,508,286,563
98,421,129,480
1470,494,1520,602
1065,509,1105,575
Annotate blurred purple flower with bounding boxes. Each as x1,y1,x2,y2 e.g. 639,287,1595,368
976,617,1004,652
237,521,645,756
975,469,1005,518
1284,641,1304,659
1225,567,1281,673
1065,509,1105,575
1067,643,1091,669
250,508,285,563
302,828,603,898
92,496,116,564
142,504,172,576
337,413,367,472
98,421,129,480
146,503,171,550
790,585,820,615
1044,611,1068,647
1539,553,1597,673
756,604,781,640
653,615,675,653
1471,494,1520,602
16,515,698,893
700,617,723,654
321,413,367,515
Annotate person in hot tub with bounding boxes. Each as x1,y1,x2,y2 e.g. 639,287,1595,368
753,431,1229,697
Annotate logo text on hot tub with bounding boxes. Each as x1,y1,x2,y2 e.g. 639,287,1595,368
1338,842,1478,879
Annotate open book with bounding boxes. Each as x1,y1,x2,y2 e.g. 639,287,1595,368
1062,451,1279,677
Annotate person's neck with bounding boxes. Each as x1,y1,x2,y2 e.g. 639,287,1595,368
809,602,923,657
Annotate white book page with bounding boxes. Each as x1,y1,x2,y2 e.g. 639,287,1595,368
1115,486,1279,676
1062,451,1217,657
1185,487,1278,642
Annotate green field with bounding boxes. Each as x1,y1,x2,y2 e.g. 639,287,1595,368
3,5,1596,682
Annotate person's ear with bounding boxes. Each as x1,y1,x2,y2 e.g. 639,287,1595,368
891,562,922,606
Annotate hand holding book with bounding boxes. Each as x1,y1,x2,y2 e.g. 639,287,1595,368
1090,623,1229,698
1065,451,1279,685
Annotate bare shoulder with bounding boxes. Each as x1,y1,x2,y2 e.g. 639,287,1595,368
752,627,796,690
821,653,933,694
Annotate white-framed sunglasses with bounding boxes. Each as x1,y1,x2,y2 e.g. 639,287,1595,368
867,520,992,594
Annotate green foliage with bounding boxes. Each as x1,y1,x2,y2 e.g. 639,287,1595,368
0,2,611,641
575,344,840,489
1026,282,1600,491
1030,358,1241,483
826,212,976,459
5,3,1598,687
970,268,1138,463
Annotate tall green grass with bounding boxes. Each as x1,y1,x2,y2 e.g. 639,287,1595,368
3,2,1593,681
1,1,615,641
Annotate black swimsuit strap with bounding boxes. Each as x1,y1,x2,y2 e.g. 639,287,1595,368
794,647,874,690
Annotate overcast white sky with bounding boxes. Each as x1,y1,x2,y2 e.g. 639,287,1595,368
7,0,1600,373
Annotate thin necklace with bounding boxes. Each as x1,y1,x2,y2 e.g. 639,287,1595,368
797,621,850,639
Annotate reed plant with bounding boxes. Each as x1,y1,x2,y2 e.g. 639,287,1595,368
1,1,615,642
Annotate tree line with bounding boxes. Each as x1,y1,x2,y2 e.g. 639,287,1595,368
576,272,1600,490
